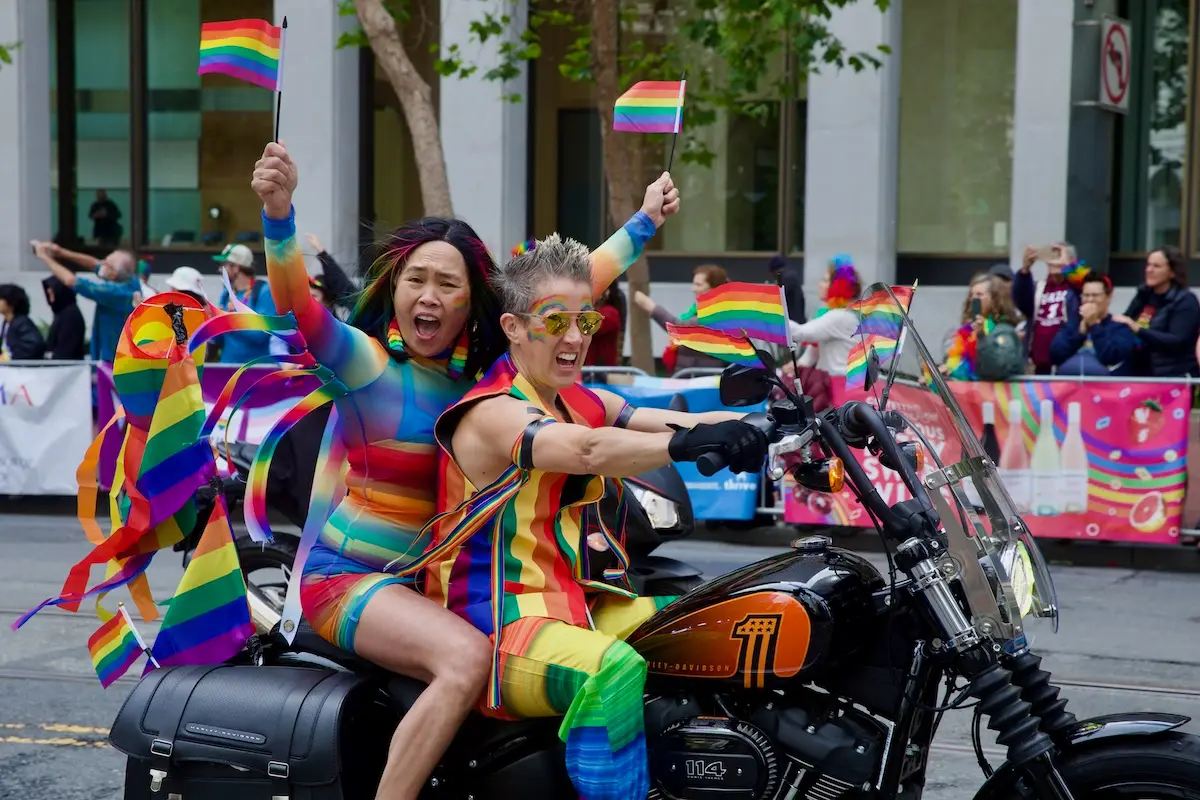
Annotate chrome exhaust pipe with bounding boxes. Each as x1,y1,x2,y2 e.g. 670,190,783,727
246,583,282,634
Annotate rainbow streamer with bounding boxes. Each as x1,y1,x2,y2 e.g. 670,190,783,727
695,282,789,346
198,19,282,91
613,80,686,134
88,608,142,688
147,494,254,668
665,323,761,366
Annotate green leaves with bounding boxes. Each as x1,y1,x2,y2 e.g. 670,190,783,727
0,41,21,67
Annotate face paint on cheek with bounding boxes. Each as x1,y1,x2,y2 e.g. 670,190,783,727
450,293,469,313
526,326,547,344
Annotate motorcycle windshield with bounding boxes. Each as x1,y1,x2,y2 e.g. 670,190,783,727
852,284,1060,644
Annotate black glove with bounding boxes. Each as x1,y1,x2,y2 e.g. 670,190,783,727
668,420,769,474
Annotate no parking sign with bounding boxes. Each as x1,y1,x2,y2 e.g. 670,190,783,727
1099,17,1131,114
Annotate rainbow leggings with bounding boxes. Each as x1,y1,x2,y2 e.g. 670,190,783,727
486,595,674,800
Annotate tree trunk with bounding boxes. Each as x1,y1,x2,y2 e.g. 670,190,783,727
591,0,656,375
354,0,454,217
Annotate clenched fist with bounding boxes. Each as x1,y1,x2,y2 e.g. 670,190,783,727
252,142,298,219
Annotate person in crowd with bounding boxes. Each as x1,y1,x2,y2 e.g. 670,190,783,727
1050,272,1135,376
306,232,358,311
989,261,1014,287
88,189,122,248
404,234,767,800
214,243,280,363
30,240,139,364
585,282,625,367
250,141,678,799
164,266,209,307
1013,242,1085,374
632,263,728,373
41,276,86,360
0,284,46,361
787,255,861,376
768,253,806,324
942,273,1023,381
1111,245,1200,377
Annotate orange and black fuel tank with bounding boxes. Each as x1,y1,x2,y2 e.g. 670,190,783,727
626,538,886,690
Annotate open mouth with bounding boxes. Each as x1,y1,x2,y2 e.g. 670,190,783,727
556,352,579,368
414,314,441,340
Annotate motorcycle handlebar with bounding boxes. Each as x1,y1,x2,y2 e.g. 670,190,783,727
696,411,779,477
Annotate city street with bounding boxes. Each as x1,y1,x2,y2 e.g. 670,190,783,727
2,512,1199,799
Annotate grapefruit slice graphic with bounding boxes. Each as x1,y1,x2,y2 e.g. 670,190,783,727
1129,491,1166,533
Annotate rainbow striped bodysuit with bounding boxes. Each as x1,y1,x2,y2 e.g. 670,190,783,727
403,355,670,800
261,207,657,654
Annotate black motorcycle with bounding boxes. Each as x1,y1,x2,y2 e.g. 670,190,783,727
113,287,1200,799
177,395,704,632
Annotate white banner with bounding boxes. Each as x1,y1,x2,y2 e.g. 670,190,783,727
0,364,93,495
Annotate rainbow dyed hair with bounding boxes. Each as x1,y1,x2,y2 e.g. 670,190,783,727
825,254,861,309
348,217,506,379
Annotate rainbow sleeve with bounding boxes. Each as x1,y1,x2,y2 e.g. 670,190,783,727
262,208,388,390
591,210,657,299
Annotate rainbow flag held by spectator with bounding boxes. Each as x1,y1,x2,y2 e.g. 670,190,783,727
695,282,790,346
613,80,686,134
199,19,283,91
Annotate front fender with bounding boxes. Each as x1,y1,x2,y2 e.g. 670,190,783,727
971,712,1191,799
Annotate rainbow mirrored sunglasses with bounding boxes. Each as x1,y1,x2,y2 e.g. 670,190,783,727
519,310,605,336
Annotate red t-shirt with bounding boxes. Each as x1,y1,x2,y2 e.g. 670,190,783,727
584,304,622,366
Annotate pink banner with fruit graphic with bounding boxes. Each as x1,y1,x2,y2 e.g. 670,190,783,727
784,378,1190,545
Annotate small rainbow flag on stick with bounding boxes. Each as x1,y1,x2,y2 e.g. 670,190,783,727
198,19,283,90
613,80,686,134
88,602,157,688
695,282,790,346
845,283,917,391
666,323,761,366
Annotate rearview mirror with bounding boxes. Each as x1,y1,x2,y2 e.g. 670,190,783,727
863,345,882,392
719,363,773,407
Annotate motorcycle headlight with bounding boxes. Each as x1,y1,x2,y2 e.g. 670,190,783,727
998,541,1036,618
629,485,680,530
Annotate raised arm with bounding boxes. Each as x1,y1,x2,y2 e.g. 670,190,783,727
254,143,387,389
590,172,680,299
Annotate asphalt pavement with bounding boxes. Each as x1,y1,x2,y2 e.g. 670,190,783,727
2,513,1199,799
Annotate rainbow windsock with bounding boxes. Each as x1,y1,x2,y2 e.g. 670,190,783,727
666,323,761,366
613,80,686,134
695,282,789,346
199,19,282,91
87,606,144,688
146,494,254,669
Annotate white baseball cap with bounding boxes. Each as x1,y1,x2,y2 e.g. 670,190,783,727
165,266,206,297
213,243,255,270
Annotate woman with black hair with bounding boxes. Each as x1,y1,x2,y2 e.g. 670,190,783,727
0,284,46,361
251,142,678,799
1112,245,1200,377
41,276,86,360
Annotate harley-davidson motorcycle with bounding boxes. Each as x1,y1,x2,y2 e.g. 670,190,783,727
110,287,1200,799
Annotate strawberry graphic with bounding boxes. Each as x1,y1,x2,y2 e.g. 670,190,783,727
1129,399,1164,445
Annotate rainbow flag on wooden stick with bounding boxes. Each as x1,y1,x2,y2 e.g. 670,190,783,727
613,80,686,134
199,18,283,91
666,323,761,366
695,282,789,346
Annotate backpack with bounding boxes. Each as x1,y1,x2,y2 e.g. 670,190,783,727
976,322,1024,380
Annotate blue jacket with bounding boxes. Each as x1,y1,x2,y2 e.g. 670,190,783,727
1050,311,1137,376
217,280,278,363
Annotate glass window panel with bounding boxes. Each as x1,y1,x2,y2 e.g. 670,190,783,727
897,0,1017,254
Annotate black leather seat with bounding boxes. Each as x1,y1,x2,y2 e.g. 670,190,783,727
271,620,560,752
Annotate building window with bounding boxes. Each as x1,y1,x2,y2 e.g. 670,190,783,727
1112,0,1188,254
896,0,1017,255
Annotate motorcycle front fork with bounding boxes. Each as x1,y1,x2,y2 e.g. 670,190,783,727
894,539,1078,800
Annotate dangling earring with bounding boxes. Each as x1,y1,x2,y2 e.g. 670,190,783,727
447,323,470,380
386,317,406,357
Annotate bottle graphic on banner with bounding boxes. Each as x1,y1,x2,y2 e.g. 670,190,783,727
1031,398,1062,516
1058,402,1088,514
998,400,1031,513
964,402,1002,509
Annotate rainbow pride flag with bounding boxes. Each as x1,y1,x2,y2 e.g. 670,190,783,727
695,282,789,346
846,283,916,391
613,80,686,134
666,323,760,366
147,494,253,669
198,19,282,91
88,608,143,688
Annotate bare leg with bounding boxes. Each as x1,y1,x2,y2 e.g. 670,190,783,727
352,584,492,800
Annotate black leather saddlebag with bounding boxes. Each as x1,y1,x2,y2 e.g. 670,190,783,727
109,664,398,799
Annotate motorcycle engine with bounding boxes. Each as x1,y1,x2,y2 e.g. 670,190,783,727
645,692,887,800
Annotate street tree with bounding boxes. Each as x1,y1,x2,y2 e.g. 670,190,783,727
346,0,890,370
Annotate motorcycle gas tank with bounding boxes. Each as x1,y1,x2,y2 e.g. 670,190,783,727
627,542,885,689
